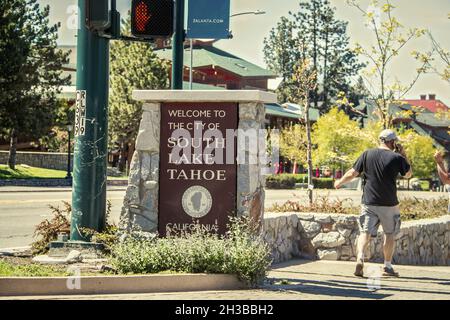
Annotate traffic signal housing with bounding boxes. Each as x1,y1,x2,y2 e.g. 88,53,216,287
131,0,174,38
86,0,111,32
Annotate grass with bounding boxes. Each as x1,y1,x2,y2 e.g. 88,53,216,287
0,259,70,277
0,164,129,180
0,165,66,179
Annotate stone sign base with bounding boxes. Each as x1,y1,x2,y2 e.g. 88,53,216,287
119,90,277,235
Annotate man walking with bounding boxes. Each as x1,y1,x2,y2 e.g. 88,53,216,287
334,129,412,277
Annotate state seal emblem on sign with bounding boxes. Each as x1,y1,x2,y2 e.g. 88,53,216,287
181,185,213,218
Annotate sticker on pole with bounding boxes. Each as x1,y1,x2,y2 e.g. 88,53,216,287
74,90,86,137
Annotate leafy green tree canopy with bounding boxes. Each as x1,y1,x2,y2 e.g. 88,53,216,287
264,0,364,110
108,18,169,170
312,107,365,169
0,0,70,168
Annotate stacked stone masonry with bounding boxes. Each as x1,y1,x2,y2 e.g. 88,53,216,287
120,100,268,233
263,212,450,266
0,151,73,171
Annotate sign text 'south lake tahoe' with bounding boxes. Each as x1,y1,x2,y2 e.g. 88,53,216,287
159,102,238,236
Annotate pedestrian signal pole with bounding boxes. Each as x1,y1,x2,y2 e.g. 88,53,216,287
69,0,174,242
70,0,111,241
172,0,185,89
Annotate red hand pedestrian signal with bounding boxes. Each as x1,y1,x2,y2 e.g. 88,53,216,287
131,0,174,38
135,1,151,32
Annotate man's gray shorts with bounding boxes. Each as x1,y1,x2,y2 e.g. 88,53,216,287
359,204,401,237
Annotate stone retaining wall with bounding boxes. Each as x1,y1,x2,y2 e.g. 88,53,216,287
0,178,72,187
0,151,73,171
263,212,450,266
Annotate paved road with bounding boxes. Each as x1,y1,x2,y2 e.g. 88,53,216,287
0,187,447,248
0,187,126,248
4,259,450,300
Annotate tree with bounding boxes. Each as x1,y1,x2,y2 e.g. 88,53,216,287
312,107,364,170
38,99,75,152
427,31,450,85
109,18,169,172
279,124,307,172
398,130,436,179
348,76,370,107
263,0,364,110
0,0,70,169
347,0,433,128
292,59,317,204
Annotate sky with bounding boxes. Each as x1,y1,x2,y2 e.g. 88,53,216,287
41,0,450,103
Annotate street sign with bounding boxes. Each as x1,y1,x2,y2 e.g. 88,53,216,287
158,102,238,236
187,0,230,39
74,90,86,137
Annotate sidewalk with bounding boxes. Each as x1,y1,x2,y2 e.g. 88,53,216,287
4,259,450,300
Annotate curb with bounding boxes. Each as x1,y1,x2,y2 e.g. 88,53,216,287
0,246,31,254
0,274,247,296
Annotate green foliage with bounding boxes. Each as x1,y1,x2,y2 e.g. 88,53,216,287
0,165,66,179
398,197,448,221
279,124,307,166
0,0,71,160
347,0,432,128
313,178,334,189
298,105,436,180
263,0,364,108
38,99,75,152
31,201,115,255
32,201,71,255
265,174,335,189
358,120,384,151
265,174,297,189
312,107,364,168
268,196,448,221
398,130,436,179
80,202,119,254
109,17,169,152
268,197,359,215
110,218,272,287
0,259,69,277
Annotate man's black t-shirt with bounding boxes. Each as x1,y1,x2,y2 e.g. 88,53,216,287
353,148,410,206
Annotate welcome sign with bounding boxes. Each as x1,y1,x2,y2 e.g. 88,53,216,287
187,0,231,39
159,102,238,236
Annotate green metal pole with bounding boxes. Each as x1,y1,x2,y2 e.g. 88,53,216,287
172,0,185,89
71,0,109,241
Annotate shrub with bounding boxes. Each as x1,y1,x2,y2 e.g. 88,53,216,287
265,174,335,189
399,197,448,220
110,217,272,287
312,178,334,189
265,174,296,189
32,202,71,255
31,200,117,255
267,195,449,221
268,196,359,215
80,201,119,254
